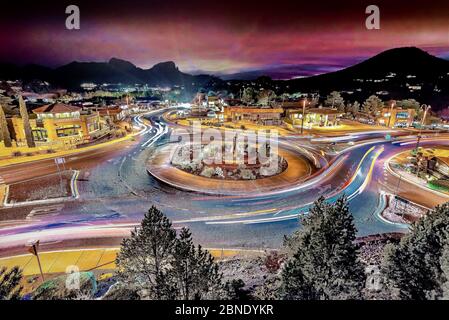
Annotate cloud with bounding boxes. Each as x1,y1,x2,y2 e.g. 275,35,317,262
1,0,448,78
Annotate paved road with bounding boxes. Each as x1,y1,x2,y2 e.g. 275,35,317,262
1,109,449,256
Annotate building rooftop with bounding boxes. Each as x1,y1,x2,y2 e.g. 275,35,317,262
280,101,304,109
287,107,342,115
32,103,81,114
98,107,123,116
227,106,284,113
307,108,342,115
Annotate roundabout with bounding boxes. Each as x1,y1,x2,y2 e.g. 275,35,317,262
2,109,449,253
146,141,318,195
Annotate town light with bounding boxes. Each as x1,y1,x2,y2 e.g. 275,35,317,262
415,104,431,177
301,99,307,134
387,101,396,128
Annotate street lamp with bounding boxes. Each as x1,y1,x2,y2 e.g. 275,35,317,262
26,239,45,282
415,104,431,151
301,99,307,134
387,101,396,128
415,104,431,177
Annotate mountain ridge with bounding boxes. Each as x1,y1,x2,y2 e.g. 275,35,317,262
1,47,449,109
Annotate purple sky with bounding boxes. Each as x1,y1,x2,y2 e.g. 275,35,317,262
1,0,449,77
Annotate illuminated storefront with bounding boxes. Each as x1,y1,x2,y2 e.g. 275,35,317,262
286,107,343,127
378,107,416,128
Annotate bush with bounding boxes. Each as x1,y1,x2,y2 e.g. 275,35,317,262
224,279,251,300
263,251,286,273
214,167,224,178
32,272,97,300
428,179,449,192
239,169,256,180
200,166,215,178
101,282,140,300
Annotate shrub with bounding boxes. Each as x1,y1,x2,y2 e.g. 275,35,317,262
33,272,97,300
239,169,256,180
214,167,225,178
200,166,215,178
264,251,286,273
428,179,449,192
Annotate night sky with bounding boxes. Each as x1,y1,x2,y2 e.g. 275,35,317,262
1,0,449,77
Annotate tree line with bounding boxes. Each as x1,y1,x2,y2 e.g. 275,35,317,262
222,87,425,119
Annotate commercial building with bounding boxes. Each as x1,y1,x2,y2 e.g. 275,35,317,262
8,103,102,145
377,107,416,128
190,94,224,119
286,107,343,127
98,106,128,123
226,106,284,125
190,93,208,117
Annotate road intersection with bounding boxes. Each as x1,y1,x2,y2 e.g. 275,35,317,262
1,108,449,260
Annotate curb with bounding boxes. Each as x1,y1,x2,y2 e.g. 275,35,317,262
2,170,80,208
385,154,449,199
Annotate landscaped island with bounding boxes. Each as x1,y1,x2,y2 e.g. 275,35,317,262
170,142,288,180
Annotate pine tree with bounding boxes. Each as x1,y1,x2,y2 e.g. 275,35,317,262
116,206,225,300
256,89,276,106
241,87,256,105
18,96,35,148
362,95,383,115
324,91,345,111
116,206,177,299
0,266,23,300
382,202,449,300
170,228,224,300
0,104,12,147
281,196,365,300
225,279,251,300
351,101,361,115
440,245,449,300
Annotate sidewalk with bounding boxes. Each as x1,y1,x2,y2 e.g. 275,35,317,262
0,134,136,168
0,247,263,276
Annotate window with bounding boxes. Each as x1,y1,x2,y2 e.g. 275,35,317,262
32,129,48,141
56,126,81,137
88,122,99,133
396,112,409,119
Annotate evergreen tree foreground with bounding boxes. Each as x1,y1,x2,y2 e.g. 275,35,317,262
116,206,226,300
281,195,365,300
